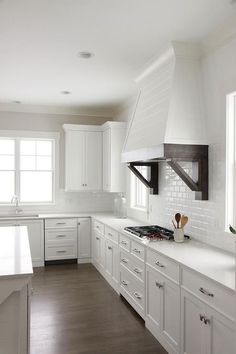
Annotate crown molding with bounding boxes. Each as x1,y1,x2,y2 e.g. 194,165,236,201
0,102,115,118
202,14,236,55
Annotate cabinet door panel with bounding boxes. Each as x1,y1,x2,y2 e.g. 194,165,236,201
146,267,162,330
103,128,111,191
162,275,180,350
112,243,119,285
24,220,44,264
0,220,44,266
92,231,101,265
100,236,106,270
181,290,207,354
105,241,113,277
65,130,85,190
85,131,102,190
78,218,90,259
208,307,235,354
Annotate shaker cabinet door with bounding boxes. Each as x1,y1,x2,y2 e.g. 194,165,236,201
85,131,102,191
65,130,85,191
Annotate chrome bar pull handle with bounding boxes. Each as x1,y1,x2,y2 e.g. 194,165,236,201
155,261,165,268
199,287,214,297
155,281,163,288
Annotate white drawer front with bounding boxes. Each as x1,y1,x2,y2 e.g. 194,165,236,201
93,220,105,235
45,218,77,229
130,257,145,282
120,251,145,282
45,229,77,245
132,277,145,310
120,268,145,310
120,251,131,269
131,240,145,261
182,268,235,319
120,268,132,294
45,245,77,260
105,226,118,244
119,234,130,252
146,249,180,283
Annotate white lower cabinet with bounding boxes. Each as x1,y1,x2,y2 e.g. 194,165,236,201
45,218,77,261
92,229,102,266
181,289,235,354
105,239,119,290
146,265,180,354
0,219,44,267
91,218,235,354
77,218,91,262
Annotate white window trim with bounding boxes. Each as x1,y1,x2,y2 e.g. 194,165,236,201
0,130,59,206
130,167,149,212
225,92,236,230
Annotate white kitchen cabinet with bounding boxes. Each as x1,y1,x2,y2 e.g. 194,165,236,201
0,219,44,267
146,265,180,354
63,124,102,191
92,229,101,266
77,218,91,262
45,218,77,261
105,239,119,288
102,121,126,192
181,288,235,354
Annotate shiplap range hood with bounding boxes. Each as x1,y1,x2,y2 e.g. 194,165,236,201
122,41,208,200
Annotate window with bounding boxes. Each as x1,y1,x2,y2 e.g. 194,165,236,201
0,136,55,204
226,91,236,229
130,166,149,210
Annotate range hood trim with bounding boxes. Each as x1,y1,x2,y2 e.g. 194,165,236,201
126,144,208,200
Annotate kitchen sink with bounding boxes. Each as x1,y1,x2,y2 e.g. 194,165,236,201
0,213,39,218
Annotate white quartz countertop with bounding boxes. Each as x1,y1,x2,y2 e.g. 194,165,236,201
0,211,234,290
92,214,236,292
0,226,33,278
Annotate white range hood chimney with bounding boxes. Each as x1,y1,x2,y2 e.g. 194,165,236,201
122,41,207,163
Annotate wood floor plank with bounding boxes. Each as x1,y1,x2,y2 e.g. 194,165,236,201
30,264,167,354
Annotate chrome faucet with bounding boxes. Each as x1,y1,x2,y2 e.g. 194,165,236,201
11,195,22,214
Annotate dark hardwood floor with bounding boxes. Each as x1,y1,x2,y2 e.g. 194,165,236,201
31,263,167,354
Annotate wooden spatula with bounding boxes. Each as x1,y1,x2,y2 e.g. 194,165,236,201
175,213,181,228
181,215,188,228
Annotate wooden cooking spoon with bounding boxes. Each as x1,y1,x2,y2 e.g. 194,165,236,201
181,215,188,228
175,213,181,229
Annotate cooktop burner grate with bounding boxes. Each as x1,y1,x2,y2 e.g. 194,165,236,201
124,225,189,240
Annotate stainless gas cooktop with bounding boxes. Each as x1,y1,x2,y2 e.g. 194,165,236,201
124,225,189,241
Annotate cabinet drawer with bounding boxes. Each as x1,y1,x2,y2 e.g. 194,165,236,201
45,245,77,260
45,229,77,244
120,268,144,310
146,249,180,283
131,240,145,261
93,220,105,235
182,268,235,319
120,251,145,282
45,218,77,229
105,226,118,244
119,234,130,252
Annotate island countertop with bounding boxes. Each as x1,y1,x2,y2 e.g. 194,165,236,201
0,226,33,279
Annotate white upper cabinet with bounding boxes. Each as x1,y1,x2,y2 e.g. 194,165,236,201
63,124,102,191
102,121,126,193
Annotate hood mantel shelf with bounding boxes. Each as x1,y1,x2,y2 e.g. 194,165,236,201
126,144,208,201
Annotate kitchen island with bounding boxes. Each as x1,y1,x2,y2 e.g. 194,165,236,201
0,226,33,354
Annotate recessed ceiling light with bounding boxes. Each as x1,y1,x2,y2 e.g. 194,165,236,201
61,90,71,95
12,100,21,104
77,51,94,59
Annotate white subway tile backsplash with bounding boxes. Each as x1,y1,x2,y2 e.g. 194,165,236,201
147,162,235,253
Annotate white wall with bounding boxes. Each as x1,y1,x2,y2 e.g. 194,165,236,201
115,37,236,253
0,110,115,213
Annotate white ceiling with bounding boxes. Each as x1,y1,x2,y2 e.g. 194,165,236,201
0,0,235,115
